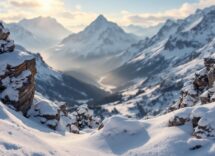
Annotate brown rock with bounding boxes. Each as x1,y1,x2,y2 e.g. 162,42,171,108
204,58,215,71
0,59,37,115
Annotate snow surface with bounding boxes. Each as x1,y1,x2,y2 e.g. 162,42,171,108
0,70,31,101
1,100,215,156
0,50,33,76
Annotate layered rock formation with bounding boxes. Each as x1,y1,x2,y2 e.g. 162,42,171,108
0,22,36,115
29,95,101,133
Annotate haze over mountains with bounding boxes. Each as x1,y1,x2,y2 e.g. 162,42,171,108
47,15,138,75
123,23,163,38
100,5,215,118
5,17,70,51
4,5,215,117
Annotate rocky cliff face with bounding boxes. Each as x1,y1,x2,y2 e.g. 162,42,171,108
0,23,101,132
0,22,36,115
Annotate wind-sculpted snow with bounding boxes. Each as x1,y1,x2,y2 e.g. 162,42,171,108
1,100,215,156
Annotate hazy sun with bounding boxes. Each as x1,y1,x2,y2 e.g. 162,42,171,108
41,0,52,11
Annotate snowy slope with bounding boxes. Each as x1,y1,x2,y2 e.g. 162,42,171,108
98,6,215,118
1,100,215,156
35,53,108,105
15,45,107,106
19,16,70,42
123,24,163,38
47,15,138,74
54,15,137,56
5,23,43,51
5,17,70,51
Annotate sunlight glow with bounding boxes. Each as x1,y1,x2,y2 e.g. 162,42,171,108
41,0,52,11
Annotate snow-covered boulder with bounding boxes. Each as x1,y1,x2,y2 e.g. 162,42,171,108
69,104,101,133
28,100,61,129
169,108,191,126
169,104,215,141
29,94,101,133
193,107,215,139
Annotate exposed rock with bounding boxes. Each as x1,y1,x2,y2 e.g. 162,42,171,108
0,22,15,53
28,100,66,130
169,102,215,142
168,109,191,126
0,22,36,115
69,104,101,132
28,98,101,132
167,57,215,148
192,107,215,139
170,57,215,111
204,58,215,71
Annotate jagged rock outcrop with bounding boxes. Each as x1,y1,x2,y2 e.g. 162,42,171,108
28,100,68,130
169,57,215,111
28,98,101,133
0,22,36,115
0,22,15,53
68,104,101,133
168,57,215,150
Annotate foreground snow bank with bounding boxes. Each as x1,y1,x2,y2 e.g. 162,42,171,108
0,101,215,156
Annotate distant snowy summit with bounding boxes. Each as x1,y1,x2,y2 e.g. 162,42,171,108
55,15,137,56
5,17,71,51
99,5,215,118
47,15,138,73
19,16,70,41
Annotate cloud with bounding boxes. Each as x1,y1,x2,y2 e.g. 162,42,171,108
75,4,82,11
58,10,97,32
0,0,96,32
0,0,214,32
128,15,170,26
119,0,215,27
9,1,41,8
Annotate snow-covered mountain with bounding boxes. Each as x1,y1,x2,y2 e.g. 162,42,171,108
47,15,138,74
6,17,70,51
2,6,215,156
19,16,70,42
123,24,163,38
97,5,215,118
5,23,43,51
15,45,108,106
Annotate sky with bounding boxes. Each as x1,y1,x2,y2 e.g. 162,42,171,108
0,0,215,32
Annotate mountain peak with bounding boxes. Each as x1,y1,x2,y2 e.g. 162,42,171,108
96,15,107,22
84,14,116,32
92,15,108,25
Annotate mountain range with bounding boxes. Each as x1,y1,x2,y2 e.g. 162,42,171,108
97,5,215,118
123,23,163,38
5,17,70,51
47,15,138,75
15,45,108,107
